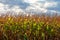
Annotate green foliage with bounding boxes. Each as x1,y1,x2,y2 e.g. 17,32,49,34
0,16,60,40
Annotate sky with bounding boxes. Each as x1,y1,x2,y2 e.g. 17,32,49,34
0,0,60,15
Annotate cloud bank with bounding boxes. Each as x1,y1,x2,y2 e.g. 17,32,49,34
0,0,60,15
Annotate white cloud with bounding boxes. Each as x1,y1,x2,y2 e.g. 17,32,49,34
0,3,24,15
40,0,45,1
0,0,59,15
44,2,57,8
25,5,47,14
0,3,9,13
24,0,46,3
25,0,58,14
25,1,47,13
24,0,39,3
11,6,23,13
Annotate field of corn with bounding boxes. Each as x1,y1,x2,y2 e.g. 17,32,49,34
0,14,60,40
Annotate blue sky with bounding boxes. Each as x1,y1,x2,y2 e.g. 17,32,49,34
0,0,60,14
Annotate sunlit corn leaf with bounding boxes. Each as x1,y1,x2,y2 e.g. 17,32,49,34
51,29,54,32
33,23,36,26
41,32,45,37
41,32,45,40
23,24,27,30
46,25,53,35
37,24,41,30
46,25,49,30
8,17,11,21
39,22,44,26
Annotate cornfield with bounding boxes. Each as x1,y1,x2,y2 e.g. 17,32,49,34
0,14,60,40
